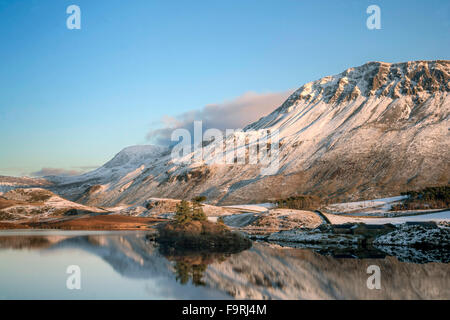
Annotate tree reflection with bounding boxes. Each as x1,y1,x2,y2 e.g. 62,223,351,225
159,247,234,286
174,261,208,286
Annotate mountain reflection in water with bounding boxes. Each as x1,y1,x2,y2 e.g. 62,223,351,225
0,231,448,299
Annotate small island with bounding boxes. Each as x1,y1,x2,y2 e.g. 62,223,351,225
156,199,252,252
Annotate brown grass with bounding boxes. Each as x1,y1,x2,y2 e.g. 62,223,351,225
0,197,27,210
0,215,166,231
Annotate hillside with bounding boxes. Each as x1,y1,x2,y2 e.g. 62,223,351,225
0,188,108,221
21,60,450,206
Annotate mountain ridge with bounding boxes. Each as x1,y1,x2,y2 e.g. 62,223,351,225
3,60,449,206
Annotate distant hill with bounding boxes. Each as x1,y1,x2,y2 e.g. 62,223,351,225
0,188,107,220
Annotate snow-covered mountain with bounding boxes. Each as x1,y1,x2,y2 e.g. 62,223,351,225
49,60,449,206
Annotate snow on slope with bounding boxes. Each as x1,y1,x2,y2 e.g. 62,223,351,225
48,60,450,206
0,176,52,194
0,188,108,220
48,145,170,204
51,145,168,184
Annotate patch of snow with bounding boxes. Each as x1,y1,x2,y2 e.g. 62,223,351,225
223,213,259,227
324,210,450,225
374,224,450,247
268,228,361,245
325,195,408,215
224,203,273,213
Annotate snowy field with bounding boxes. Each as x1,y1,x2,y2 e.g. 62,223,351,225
324,210,450,225
325,196,408,215
221,199,449,228
223,203,274,213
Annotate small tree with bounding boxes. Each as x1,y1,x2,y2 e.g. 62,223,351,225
174,200,206,224
192,200,207,221
175,200,192,224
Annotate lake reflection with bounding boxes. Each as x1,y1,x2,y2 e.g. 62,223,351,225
0,230,448,299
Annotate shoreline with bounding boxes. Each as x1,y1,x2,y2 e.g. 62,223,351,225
0,214,166,231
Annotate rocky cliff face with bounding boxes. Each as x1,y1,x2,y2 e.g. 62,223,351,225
46,60,449,206
275,60,449,107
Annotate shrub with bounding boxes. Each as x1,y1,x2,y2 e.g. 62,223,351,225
401,186,450,203
174,200,206,224
391,185,450,211
174,200,192,224
272,195,321,210
192,196,207,203
192,201,207,222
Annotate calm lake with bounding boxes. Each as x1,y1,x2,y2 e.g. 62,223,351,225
0,230,448,299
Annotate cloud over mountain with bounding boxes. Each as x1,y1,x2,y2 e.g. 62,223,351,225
31,167,90,177
146,90,293,145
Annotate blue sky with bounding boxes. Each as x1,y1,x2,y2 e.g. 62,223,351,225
0,0,449,176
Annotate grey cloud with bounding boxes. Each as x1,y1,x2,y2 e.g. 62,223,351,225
73,165,99,170
31,167,86,177
146,90,293,145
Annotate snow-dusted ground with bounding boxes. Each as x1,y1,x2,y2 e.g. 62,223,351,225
0,177,52,194
0,188,108,220
223,212,259,228
325,196,408,215
373,224,450,247
223,203,274,213
324,210,450,225
267,228,361,245
219,208,323,235
263,211,450,249
222,199,450,228
323,194,450,221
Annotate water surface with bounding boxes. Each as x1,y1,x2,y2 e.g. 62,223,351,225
0,230,448,299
